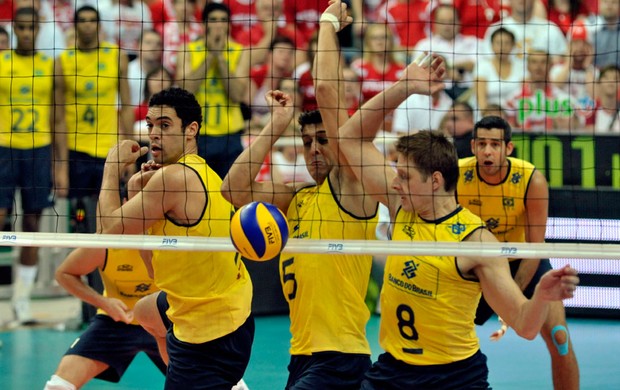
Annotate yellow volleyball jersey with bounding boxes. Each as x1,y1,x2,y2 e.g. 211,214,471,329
457,156,536,243
149,154,252,344
0,50,54,149
187,40,245,136
381,206,484,365
97,248,158,325
60,42,120,158
283,178,379,355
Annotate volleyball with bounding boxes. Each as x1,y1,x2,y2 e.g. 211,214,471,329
230,201,289,261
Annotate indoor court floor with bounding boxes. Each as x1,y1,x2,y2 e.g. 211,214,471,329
0,296,619,389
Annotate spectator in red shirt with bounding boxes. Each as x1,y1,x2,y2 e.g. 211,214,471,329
162,0,204,74
249,36,296,123
234,0,301,69
375,0,431,52
283,0,328,51
222,0,258,43
145,0,173,35
543,0,592,36
225,0,293,51
0,0,14,25
443,0,504,39
295,32,319,111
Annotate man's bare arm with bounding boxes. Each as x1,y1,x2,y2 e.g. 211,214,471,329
52,59,69,198
221,91,296,212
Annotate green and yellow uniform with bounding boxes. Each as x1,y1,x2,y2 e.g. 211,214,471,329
60,42,121,158
148,154,252,344
381,206,485,365
186,40,245,136
97,248,158,325
284,178,379,355
0,50,54,149
457,156,536,244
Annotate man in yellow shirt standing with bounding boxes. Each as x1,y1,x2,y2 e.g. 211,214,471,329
0,6,67,324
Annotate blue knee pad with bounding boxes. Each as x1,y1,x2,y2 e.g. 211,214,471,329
551,325,570,356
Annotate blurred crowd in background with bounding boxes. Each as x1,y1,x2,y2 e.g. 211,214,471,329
0,0,619,182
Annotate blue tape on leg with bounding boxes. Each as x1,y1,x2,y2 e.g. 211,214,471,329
551,325,570,356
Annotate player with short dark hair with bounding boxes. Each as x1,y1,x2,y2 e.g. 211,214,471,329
0,6,68,324
98,87,254,389
457,115,580,390
44,248,165,390
221,2,380,387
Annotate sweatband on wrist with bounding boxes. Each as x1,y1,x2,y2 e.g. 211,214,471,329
320,13,340,32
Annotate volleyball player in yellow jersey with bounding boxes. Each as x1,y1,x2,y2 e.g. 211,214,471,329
457,115,579,389
0,7,68,324
44,248,165,390
222,3,379,388
338,55,579,388
175,2,248,179
97,87,253,389
55,5,133,233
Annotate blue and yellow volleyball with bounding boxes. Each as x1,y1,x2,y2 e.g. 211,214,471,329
230,201,289,261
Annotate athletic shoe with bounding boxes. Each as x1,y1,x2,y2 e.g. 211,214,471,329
12,298,37,325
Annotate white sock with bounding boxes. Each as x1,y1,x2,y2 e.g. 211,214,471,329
12,264,37,301
43,375,76,390
17,264,38,284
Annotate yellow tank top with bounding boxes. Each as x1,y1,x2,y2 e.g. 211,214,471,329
0,50,54,149
60,42,120,158
149,154,252,343
283,178,379,355
97,248,158,325
187,40,245,136
457,157,536,243
381,206,484,365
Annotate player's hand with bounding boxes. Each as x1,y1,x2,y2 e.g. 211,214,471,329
101,297,134,324
265,90,295,129
534,265,579,301
106,140,148,167
401,53,446,96
127,161,161,199
141,160,163,172
322,0,353,32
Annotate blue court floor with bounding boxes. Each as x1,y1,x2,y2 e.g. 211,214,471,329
1,302,619,390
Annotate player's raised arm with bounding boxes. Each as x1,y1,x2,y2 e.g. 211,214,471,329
221,90,297,212
339,54,446,212
314,0,352,163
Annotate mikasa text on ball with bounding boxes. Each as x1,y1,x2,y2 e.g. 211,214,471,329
230,201,289,261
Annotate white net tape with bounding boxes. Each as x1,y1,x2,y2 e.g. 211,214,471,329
1,232,619,259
